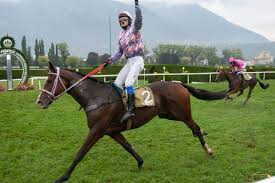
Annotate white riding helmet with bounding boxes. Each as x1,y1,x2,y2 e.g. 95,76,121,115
118,11,132,20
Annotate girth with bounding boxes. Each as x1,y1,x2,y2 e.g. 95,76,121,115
84,84,122,112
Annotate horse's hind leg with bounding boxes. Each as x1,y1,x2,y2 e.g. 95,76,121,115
243,86,254,105
168,99,213,156
55,126,104,183
184,117,213,156
109,132,144,169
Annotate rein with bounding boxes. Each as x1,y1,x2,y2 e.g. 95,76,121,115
41,63,106,101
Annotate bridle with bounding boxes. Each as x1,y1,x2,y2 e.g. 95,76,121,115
38,63,106,102
41,67,67,102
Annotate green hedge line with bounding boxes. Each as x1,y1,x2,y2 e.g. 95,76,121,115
1,65,275,82
0,69,47,79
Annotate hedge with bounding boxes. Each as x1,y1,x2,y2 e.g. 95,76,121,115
0,69,47,79
1,65,275,82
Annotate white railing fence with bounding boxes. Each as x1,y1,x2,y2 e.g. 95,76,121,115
1,71,274,90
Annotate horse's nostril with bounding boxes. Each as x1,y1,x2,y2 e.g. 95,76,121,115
36,100,42,104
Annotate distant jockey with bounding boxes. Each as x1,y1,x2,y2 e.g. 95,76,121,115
228,57,247,87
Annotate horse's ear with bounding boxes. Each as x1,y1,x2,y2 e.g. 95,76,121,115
48,62,56,72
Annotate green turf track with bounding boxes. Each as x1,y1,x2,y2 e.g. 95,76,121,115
1,81,275,183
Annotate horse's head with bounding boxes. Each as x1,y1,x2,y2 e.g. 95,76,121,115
36,62,69,109
215,67,227,82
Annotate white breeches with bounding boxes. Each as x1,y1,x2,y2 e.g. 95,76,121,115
114,56,144,88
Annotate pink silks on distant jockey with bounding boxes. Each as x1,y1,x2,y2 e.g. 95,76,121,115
228,57,246,72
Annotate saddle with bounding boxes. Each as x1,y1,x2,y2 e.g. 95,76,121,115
122,87,155,130
123,87,155,108
243,74,252,81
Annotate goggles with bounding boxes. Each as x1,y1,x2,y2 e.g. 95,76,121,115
119,17,129,22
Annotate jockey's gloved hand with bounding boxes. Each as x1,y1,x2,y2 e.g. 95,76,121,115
104,58,112,67
135,0,138,5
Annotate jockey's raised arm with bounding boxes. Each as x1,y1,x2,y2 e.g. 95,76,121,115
134,3,142,32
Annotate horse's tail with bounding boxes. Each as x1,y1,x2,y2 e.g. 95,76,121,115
256,78,269,89
181,83,227,100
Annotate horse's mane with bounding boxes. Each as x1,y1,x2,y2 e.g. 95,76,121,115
64,68,105,84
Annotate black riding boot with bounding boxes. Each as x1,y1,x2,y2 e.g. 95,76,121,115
120,94,135,123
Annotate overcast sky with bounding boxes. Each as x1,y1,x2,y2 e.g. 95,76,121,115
1,0,274,41
116,0,275,41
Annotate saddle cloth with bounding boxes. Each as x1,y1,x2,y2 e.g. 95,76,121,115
123,87,155,108
244,74,252,81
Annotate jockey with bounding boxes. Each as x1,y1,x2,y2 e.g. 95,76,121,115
104,0,144,123
228,57,247,86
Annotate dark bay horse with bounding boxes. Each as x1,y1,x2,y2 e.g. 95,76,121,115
215,69,269,105
36,63,227,183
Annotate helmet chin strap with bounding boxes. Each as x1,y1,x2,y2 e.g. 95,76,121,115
121,25,129,29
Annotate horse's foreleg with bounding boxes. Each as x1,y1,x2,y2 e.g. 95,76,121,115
109,132,144,169
55,128,104,183
237,90,244,97
225,89,232,101
226,89,239,101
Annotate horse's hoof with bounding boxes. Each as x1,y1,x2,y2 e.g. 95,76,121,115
138,160,143,169
203,144,214,156
207,149,214,156
201,129,208,136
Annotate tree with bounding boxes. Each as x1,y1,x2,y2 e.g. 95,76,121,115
185,46,203,65
144,45,150,57
203,47,221,66
98,53,111,64
57,42,70,67
55,44,60,66
34,39,39,61
39,40,45,56
180,57,191,65
37,56,49,68
32,39,40,66
222,49,243,65
153,44,222,66
21,36,27,59
66,56,81,68
48,43,55,64
26,46,33,65
153,44,183,64
143,45,152,64
86,52,99,66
